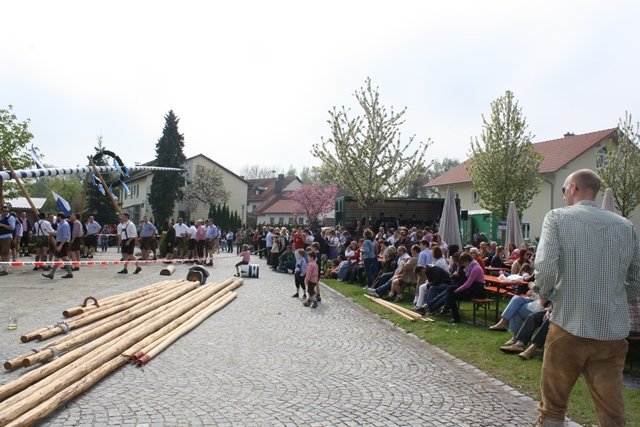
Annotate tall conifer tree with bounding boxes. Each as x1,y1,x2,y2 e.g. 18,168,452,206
149,110,186,226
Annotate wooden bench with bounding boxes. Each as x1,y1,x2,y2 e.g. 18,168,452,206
471,298,494,326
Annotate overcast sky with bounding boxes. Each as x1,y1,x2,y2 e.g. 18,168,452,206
2,1,639,176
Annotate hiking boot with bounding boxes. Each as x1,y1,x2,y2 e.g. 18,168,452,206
118,269,128,274
291,293,299,298
133,267,142,274
61,273,73,279
42,273,54,279
312,301,318,308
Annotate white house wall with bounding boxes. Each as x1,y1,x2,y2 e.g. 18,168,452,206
435,142,640,243
122,155,248,227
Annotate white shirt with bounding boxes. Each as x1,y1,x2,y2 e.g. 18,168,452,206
174,223,189,238
33,219,54,236
188,225,197,239
120,221,137,240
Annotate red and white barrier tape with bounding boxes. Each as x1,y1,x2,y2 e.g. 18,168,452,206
0,253,253,267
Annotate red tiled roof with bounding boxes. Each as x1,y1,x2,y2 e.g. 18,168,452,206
259,199,299,214
246,176,301,203
426,128,616,187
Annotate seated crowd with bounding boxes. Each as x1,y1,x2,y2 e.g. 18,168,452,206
248,223,639,360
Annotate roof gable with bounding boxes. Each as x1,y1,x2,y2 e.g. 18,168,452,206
426,128,616,187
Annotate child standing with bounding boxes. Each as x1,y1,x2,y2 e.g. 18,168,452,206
235,244,251,277
293,248,307,298
308,242,322,302
303,251,319,308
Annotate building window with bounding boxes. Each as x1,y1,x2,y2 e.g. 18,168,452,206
278,217,284,225
298,217,304,225
270,217,275,225
288,217,294,225
521,223,531,241
596,146,608,169
472,191,480,206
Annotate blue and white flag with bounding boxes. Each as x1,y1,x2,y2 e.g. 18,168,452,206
30,144,44,169
108,184,119,200
120,179,131,196
112,157,130,178
51,190,71,217
90,173,106,195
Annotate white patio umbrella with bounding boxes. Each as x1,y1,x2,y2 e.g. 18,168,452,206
602,187,615,212
438,188,462,250
505,201,524,248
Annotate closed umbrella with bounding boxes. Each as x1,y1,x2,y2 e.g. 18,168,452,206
438,188,462,250
602,187,615,212
505,201,524,248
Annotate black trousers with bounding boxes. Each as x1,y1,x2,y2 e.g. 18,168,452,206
516,310,550,347
446,282,486,322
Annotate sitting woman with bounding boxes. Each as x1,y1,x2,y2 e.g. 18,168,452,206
388,244,420,302
442,252,486,323
431,246,448,271
489,279,545,336
337,241,358,281
490,246,507,269
371,246,398,289
510,248,531,275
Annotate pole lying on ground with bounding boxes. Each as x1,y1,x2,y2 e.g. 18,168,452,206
364,295,415,321
132,279,244,364
21,281,195,368
61,280,177,318
0,278,240,423
363,295,435,322
5,282,241,427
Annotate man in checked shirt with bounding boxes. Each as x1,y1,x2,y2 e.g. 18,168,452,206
534,169,640,426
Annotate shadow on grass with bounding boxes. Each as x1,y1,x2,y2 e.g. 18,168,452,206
322,278,640,427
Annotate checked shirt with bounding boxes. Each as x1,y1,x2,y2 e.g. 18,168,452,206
535,200,640,340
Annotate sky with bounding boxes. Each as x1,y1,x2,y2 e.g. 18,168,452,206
2,1,639,177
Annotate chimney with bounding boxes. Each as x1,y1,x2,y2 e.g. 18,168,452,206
275,174,284,193
564,132,575,138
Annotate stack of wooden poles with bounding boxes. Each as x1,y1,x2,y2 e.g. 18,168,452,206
364,294,434,322
0,277,242,426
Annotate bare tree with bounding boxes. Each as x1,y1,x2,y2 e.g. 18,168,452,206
181,165,230,213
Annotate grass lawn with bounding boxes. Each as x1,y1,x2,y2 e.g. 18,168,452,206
322,278,640,426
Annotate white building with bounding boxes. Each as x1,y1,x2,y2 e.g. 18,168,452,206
122,154,248,227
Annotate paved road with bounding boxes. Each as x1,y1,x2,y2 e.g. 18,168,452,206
1,251,542,426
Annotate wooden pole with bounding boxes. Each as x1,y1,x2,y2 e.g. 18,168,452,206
0,278,236,403
367,296,435,323
36,280,196,341
61,279,177,318
132,279,244,361
7,281,186,368
2,158,39,216
137,291,237,365
363,295,415,321
0,278,239,423
5,280,244,427
21,282,196,368
87,156,121,216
